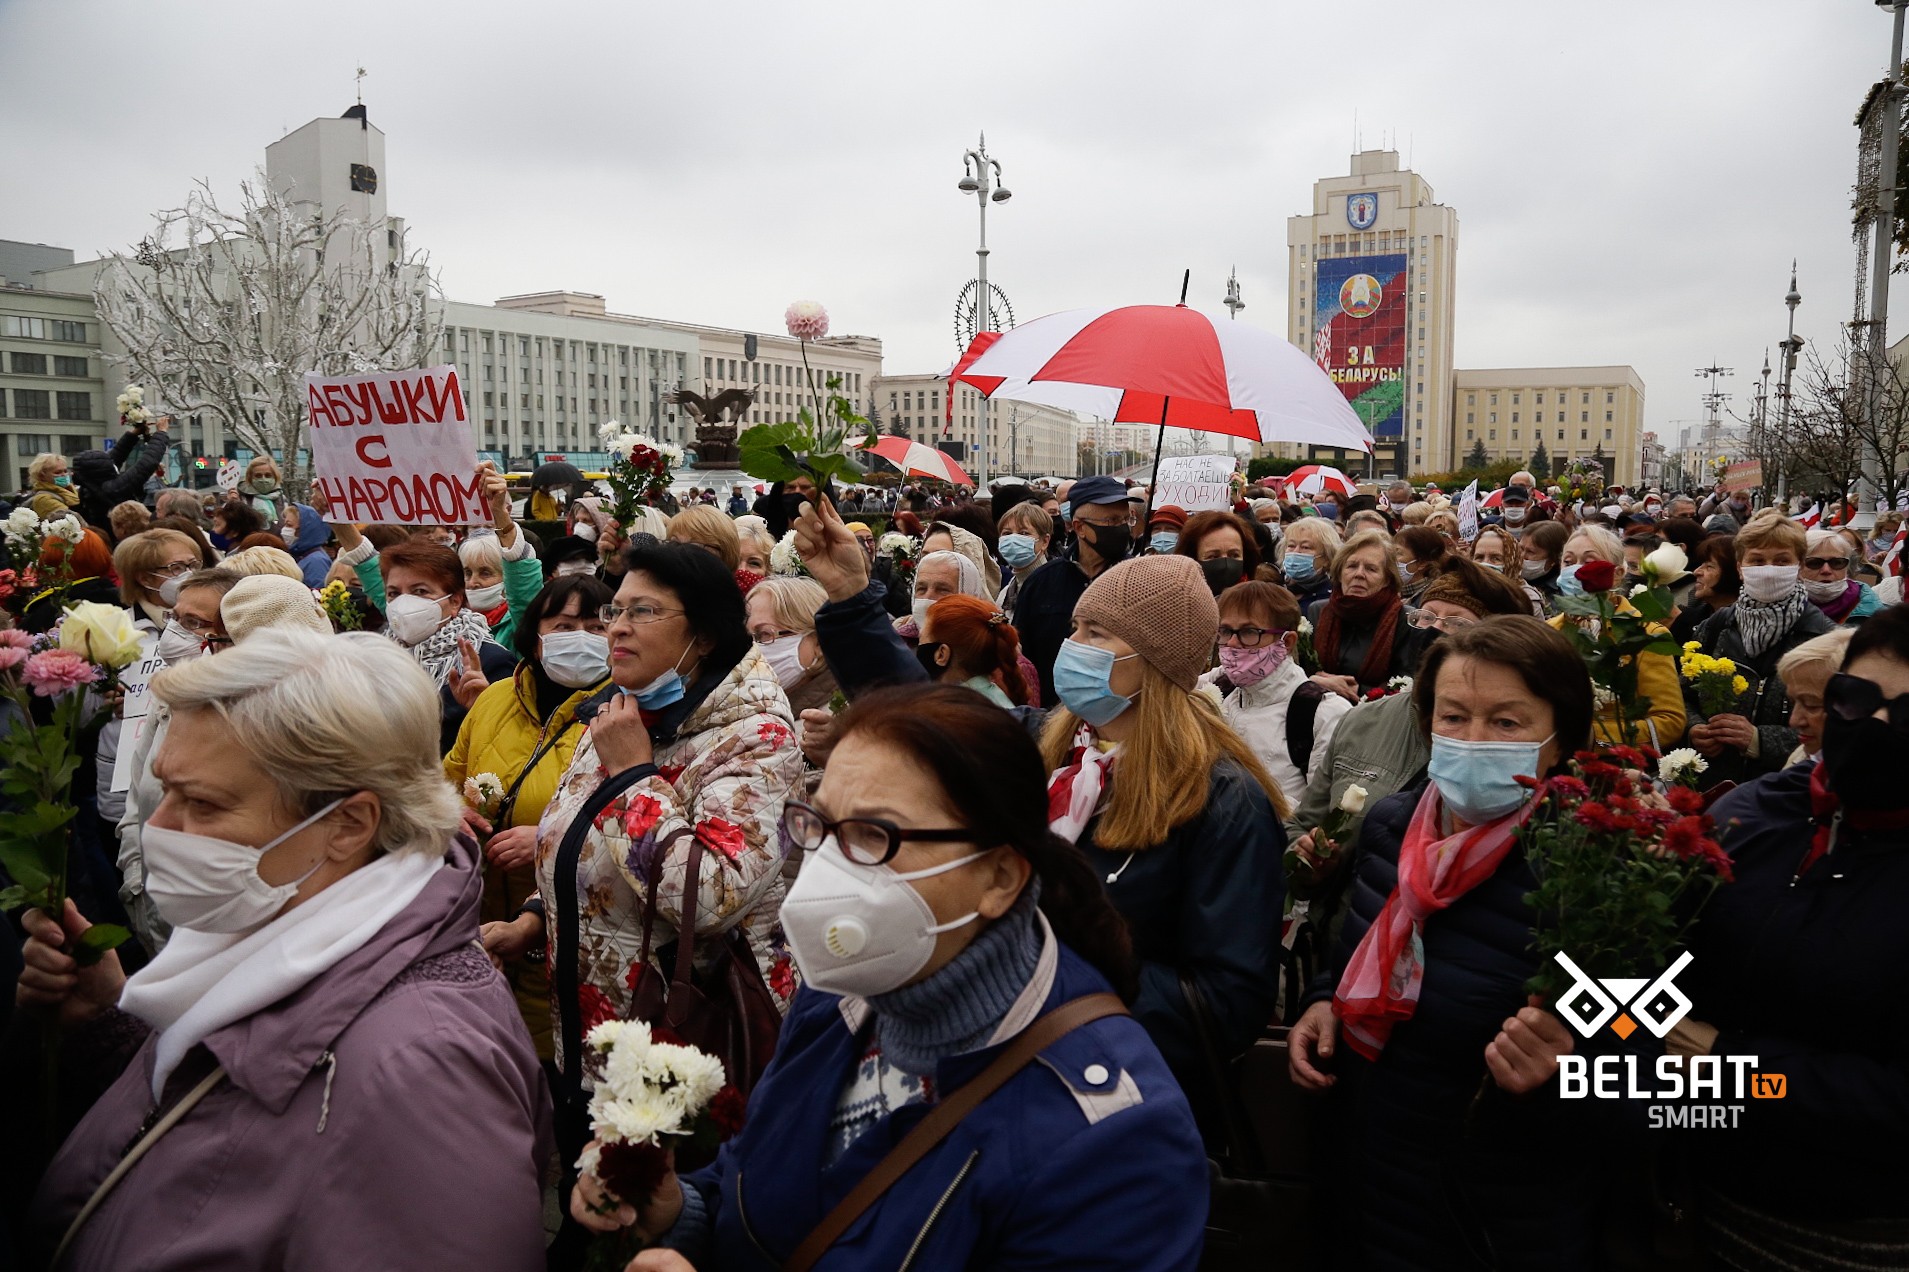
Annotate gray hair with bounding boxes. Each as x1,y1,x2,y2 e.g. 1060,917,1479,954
457,535,503,573
1778,627,1855,696
1564,524,1625,565
150,629,462,857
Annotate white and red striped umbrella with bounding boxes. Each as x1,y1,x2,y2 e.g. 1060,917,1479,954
1280,464,1358,498
952,304,1372,452
862,435,974,486
1479,487,1505,509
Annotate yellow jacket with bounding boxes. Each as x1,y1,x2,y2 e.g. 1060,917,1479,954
445,663,607,1057
1548,611,1686,750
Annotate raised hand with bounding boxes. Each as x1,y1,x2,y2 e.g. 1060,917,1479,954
451,638,490,709
793,495,869,603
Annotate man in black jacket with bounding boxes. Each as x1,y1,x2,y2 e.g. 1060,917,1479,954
73,421,170,541
1011,474,1134,702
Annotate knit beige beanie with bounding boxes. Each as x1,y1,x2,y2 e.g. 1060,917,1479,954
1072,555,1219,691
221,575,331,643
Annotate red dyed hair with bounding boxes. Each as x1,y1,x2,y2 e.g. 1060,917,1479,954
926,594,1026,706
42,528,116,581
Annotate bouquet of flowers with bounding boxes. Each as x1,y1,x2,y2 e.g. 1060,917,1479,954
768,530,809,578
1519,745,1733,1001
738,300,876,492
1551,556,1680,743
3,511,92,619
877,530,919,594
1361,675,1413,703
597,420,683,526
316,579,363,632
576,1020,746,1270
1679,642,1750,717
1559,458,1606,506
116,384,151,427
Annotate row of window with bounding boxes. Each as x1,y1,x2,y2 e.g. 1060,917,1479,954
0,316,88,343
1297,233,1432,258
0,389,91,420
1469,410,1617,426
705,356,865,395
1467,426,1616,444
1467,390,1617,407
3,351,89,377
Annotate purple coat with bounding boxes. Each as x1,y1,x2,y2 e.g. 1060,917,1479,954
33,835,553,1271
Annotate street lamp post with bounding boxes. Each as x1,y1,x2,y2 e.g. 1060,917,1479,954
1860,0,1907,529
957,134,1010,490
1776,266,1802,506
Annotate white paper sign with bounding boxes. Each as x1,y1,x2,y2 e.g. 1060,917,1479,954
1457,479,1480,543
110,637,164,794
304,365,485,526
1152,454,1236,513
216,459,241,494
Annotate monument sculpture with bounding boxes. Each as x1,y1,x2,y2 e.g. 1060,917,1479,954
670,387,756,469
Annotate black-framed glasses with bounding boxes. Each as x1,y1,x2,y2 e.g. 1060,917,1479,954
1217,624,1285,648
780,799,984,867
1803,556,1851,572
599,602,684,625
1824,672,1909,727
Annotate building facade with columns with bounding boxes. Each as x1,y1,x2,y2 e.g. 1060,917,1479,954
1450,366,1647,487
870,374,1075,479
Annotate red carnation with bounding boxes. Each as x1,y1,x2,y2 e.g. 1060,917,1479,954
596,1139,670,1208
1665,785,1705,815
1573,801,1622,833
1552,776,1590,799
709,1085,748,1141
1575,559,1618,592
1662,816,1709,860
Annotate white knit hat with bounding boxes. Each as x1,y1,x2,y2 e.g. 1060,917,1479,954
221,575,331,643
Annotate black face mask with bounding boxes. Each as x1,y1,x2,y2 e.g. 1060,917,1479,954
1821,707,1909,811
1201,557,1245,595
1080,520,1131,563
914,641,948,679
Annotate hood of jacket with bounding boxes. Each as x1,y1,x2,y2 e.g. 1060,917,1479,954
287,501,329,557
70,449,116,489
194,832,485,1112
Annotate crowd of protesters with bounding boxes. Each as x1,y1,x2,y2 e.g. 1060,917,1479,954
4,420,1909,1271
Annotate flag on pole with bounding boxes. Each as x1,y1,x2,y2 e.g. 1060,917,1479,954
1457,479,1480,542
1885,524,1906,578
1796,501,1822,529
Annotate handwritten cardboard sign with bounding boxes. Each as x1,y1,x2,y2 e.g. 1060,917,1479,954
110,636,164,794
304,365,485,525
1152,454,1236,513
1721,460,1763,495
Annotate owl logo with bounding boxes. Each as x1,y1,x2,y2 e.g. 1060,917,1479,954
1339,273,1383,319
1347,192,1379,230
1553,950,1694,1040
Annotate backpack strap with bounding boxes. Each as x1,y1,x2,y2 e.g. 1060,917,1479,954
1285,681,1326,777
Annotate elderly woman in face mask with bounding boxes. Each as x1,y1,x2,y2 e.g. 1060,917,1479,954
745,575,837,714
24,630,551,1270
897,550,1041,706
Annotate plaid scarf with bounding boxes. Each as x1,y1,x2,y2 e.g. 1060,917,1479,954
411,607,502,687
1732,584,1810,659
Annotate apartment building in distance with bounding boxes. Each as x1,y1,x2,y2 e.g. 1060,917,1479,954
1450,366,1647,487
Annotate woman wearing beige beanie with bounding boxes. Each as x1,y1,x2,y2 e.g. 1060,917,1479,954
1039,553,1289,1145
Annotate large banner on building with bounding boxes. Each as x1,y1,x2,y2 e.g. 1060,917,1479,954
1312,252,1407,439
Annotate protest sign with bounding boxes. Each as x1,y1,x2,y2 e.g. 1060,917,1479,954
110,636,164,794
1457,479,1480,542
1721,460,1763,494
1151,454,1235,512
304,365,485,525
216,459,241,494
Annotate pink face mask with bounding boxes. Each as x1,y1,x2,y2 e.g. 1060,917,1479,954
1217,640,1288,687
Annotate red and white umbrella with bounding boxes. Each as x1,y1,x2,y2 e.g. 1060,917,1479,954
1479,487,1505,509
1279,465,1358,499
953,304,1372,452
861,435,973,486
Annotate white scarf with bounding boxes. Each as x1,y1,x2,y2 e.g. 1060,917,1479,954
119,848,443,1100
412,608,498,687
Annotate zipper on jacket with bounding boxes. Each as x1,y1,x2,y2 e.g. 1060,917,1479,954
897,1150,979,1272
734,1168,779,1264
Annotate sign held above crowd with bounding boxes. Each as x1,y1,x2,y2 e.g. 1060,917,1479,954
1151,454,1235,512
304,365,487,525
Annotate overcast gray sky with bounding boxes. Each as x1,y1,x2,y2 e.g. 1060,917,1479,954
0,0,1890,448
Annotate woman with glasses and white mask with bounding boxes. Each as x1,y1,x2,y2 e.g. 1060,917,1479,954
111,529,205,633
745,575,837,713
1801,527,1884,627
529,541,803,1257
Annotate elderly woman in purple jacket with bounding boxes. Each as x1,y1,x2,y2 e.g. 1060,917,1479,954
21,629,551,1271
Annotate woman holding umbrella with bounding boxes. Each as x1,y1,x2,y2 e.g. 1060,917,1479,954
528,460,585,522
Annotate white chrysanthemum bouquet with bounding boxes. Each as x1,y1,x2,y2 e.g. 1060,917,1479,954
769,529,809,578
461,772,504,819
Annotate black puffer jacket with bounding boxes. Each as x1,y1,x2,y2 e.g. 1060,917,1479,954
1304,781,1603,1271
1687,601,1835,786
72,430,168,538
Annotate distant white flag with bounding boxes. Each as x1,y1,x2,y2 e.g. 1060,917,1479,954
1457,479,1480,542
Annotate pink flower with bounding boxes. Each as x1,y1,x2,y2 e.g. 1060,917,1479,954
784,301,830,342
0,647,25,673
21,648,99,697
0,628,34,650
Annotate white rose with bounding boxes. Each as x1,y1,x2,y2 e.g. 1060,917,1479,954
1339,784,1369,815
1641,543,1688,585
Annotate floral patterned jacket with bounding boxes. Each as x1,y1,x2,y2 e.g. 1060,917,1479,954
536,648,804,1087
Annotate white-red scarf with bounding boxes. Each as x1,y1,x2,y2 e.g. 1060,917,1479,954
1046,724,1118,844
1333,782,1545,1059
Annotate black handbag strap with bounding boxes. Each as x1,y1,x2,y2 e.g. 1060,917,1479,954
553,760,659,1115
1178,970,1265,1174
491,714,579,828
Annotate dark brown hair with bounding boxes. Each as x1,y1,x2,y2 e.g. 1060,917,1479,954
1412,615,1594,768
212,500,266,541
1216,579,1300,633
1522,519,1569,567
1395,525,1451,572
1177,510,1262,575
236,531,285,553
1692,535,1741,599
511,572,615,665
835,685,1138,999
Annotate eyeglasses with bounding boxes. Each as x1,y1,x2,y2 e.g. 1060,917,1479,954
144,560,197,582
780,799,986,867
1824,672,1909,728
599,603,685,624
172,613,223,637
1216,624,1286,648
1407,609,1478,631
1803,556,1851,572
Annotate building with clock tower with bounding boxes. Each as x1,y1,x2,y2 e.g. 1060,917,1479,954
266,104,401,272
1281,149,1459,479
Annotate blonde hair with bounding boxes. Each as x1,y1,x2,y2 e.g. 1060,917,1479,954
221,545,305,580
667,504,740,570
1039,663,1289,849
1777,626,1855,695
1427,509,1459,538
151,629,461,857
28,452,65,485
1330,528,1396,585
998,503,1053,540
112,529,201,607
1735,511,1807,562
626,506,671,540
1399,502,1433,527
1283,517,1343,561
1563,525,1624,565
736,523,776,568
747,575,826,633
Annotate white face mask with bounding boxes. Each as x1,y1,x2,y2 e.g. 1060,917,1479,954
1740,564,1800,604
758,633,810,689
554,560,596,578
141,797,346,934
280,525,298,547
911,598,934,629
155,620,207,666
780,836,986,997
465,582,505,611
1521,559,1549,580
541,628,609,688
573,521,600,543
385,593,447,646
158,575,186,607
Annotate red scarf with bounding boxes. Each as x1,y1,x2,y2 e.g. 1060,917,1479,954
1047,724,1117,844
1798,761,1909,878
1333,783,1546,1059
1314,587,1403,688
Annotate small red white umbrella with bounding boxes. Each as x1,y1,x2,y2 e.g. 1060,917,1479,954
1280,464,1358,499
1479,487,1505,509
862,435,973,486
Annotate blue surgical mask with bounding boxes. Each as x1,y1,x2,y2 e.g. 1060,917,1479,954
1428,733,1553,825
1556,563,1584,597
1059,501,1072,523
1283,553,1319,586
622,640,694,710
1149,531,1179,555
998,533,1038,570
1053,638,1138,727
1396,562,1414,583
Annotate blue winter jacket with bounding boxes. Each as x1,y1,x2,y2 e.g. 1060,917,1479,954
671,944,1208,1270
286,501,332,588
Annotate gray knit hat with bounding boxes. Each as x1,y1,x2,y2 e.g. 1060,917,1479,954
1072,555,1219,692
